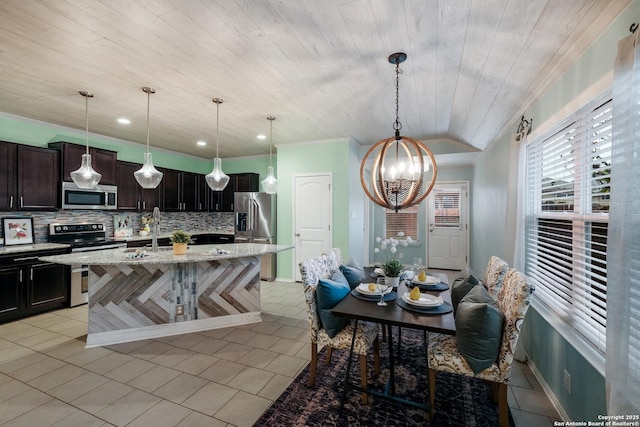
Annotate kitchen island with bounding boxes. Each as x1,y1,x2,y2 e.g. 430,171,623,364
40,243,293,347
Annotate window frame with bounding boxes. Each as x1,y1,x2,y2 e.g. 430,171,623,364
524,91,611,365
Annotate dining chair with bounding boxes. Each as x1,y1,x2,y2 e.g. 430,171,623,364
483,256,510,298
299,248,380,404
427,269,534,427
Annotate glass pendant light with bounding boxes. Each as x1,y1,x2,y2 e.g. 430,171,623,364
70,91,102,189
205,98,230,191
261,116,278,194
134,87,163,189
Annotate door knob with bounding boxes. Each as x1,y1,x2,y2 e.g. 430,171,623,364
295,233,301,237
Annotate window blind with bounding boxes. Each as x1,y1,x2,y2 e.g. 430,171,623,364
525,94,611,354
386,205,418,240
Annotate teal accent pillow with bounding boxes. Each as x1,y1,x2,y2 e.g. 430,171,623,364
455,285,504,373
340,263,365,289
316,270,351,338
451,272,480,312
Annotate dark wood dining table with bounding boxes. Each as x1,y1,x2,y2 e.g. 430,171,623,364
331,268,456,413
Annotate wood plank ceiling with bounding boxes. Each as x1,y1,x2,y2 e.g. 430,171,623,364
0,0,629,159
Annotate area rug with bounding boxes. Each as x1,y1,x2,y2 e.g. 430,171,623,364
254,328,515,426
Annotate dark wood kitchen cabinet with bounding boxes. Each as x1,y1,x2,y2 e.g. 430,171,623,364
16,145,59,210
162,169,199,211
0,248,70,324
206,173,258,212
48,141,118,185
0,141,17,210
116,161,161,211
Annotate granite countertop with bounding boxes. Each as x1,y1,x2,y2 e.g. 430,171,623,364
0,243,71,256
120,229,234,242
38,243,293,265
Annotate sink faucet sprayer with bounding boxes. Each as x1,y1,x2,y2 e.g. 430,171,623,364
151,207,160,252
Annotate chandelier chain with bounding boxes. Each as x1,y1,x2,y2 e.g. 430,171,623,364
393,61,402,133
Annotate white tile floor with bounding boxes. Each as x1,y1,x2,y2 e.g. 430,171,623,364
0,277,559,426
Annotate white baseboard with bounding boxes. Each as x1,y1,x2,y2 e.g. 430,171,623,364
526,354,569,421
86,311,262,348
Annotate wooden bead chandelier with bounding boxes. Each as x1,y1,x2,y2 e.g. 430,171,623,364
360,52,437,212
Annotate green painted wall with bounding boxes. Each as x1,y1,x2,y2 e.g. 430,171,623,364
470,0,640,420
276,139,351,280
0,112,271,179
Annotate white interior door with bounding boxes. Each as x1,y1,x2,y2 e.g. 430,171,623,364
427,182,469,270
294,174,332,281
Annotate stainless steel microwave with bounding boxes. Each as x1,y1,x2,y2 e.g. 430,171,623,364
61,182,118,210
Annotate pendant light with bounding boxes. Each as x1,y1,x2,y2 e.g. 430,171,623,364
261,116,278,194
205,98,230,191
70,91,102,189
134,87,163,189
360,52,438,212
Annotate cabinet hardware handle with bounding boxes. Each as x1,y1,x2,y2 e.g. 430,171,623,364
15,256,38,262
199,203,202,211
19,270,23,282
30,268,33,281
9,195,13,208
295,233,301,237
20,196,23,208
137,200,140,210
143,201,146,210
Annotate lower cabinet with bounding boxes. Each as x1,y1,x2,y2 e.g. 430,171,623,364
0,249,69,324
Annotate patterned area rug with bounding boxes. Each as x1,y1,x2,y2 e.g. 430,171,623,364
254,328,515,426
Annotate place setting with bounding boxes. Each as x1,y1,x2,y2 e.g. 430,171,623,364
396,285,453,314
350,279,398,304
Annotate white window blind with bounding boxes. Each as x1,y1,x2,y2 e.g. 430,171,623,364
433,189,461,228
525,94,611,354
386,205,418,240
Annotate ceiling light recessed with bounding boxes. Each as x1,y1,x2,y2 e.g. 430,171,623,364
257,134,266,140
117,118,131,124
197,141,207,146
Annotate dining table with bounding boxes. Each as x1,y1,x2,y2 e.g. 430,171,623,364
331,267,456,414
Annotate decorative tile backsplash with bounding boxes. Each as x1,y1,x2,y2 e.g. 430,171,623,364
0,210,235,243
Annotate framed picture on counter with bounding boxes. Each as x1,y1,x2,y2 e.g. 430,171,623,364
113,214,133,238
2,216,35,246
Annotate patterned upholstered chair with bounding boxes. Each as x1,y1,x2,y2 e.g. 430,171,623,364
299,248,380,404
427,269,534,427
483,256,510,298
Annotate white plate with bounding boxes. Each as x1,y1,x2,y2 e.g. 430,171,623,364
356,283,390,296
412,275,439,285
402,292,443,307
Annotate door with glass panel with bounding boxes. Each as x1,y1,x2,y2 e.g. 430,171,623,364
428,182,468,270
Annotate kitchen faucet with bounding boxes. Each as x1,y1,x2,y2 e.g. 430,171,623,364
151,206,160,252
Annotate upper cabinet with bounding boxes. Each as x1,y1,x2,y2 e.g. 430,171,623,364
236,173,259,192
48,141,118,185
162,169,201,212
207,173,258,212
16,145,59,210
117,161,161,211
0,141,17,210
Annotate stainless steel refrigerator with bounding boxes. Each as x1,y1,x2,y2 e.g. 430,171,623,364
234,192,277,280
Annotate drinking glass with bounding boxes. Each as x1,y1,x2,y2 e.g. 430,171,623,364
413,257,423,275
376,277,388,306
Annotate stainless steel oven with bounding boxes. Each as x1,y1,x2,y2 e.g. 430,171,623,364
49,223,126,306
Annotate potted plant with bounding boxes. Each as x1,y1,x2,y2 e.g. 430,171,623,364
374,232,412,287
169,230,193,255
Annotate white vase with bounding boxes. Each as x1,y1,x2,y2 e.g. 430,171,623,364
385,276,400,287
